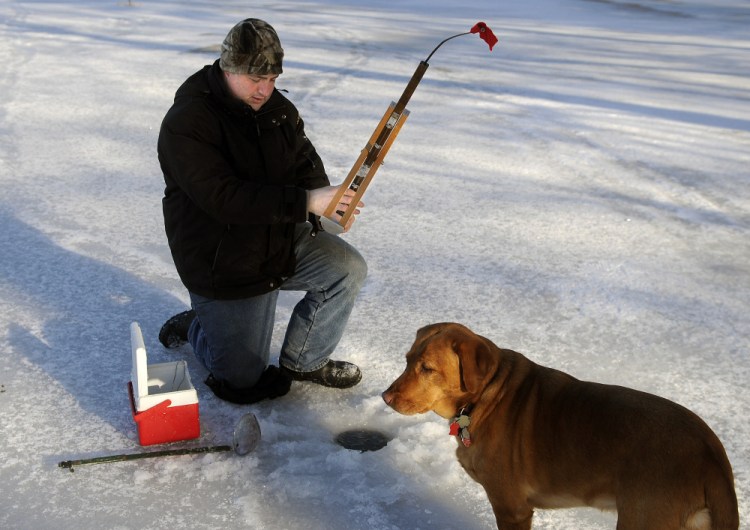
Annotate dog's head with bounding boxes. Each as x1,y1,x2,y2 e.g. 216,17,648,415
382,322,500,419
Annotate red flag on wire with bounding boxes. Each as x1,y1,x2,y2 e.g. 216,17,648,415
471,22,498,51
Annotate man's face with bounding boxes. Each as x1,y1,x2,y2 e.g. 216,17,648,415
224,71,279,111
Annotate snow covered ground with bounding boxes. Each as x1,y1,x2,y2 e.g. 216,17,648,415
1,0,748,528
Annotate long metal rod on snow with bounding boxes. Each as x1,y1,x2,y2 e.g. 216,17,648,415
58,445,233,471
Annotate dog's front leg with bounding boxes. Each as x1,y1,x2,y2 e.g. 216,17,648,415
491,507,533,530
485,493,534,530
459,454,534,529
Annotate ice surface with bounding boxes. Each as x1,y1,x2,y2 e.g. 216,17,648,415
0,0,748,528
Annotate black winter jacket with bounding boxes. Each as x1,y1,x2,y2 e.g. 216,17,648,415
158,60,329,299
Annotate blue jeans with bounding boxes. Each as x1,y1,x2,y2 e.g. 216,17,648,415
187,223,367,390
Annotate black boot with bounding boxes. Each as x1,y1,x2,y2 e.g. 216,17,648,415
158,309,195,348
281,360,361,389
204,366,292,405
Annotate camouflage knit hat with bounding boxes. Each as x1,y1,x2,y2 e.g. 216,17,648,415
220,19,283,75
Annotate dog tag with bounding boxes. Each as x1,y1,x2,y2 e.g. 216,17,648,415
449,422,460,436
460,428,472,447
457,415,471,428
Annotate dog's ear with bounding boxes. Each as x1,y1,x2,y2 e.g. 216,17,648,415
452,330,499,395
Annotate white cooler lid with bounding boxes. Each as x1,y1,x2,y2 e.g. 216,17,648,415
130,321,198,411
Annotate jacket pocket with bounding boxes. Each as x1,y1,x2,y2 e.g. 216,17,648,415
210,226,266,287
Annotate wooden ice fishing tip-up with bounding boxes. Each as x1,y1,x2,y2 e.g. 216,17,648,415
321,22,498,233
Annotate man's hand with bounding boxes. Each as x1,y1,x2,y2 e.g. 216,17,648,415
308,185,364,233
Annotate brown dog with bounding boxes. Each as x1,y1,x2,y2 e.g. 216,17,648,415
382,323,739,530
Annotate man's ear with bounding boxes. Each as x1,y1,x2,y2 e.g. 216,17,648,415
452,330,498,395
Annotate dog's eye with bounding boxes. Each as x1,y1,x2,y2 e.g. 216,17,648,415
419,363,434,374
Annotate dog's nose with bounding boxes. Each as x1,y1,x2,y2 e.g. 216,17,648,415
382,390,393,405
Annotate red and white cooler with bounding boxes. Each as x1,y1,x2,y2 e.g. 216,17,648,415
128,322,200,446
